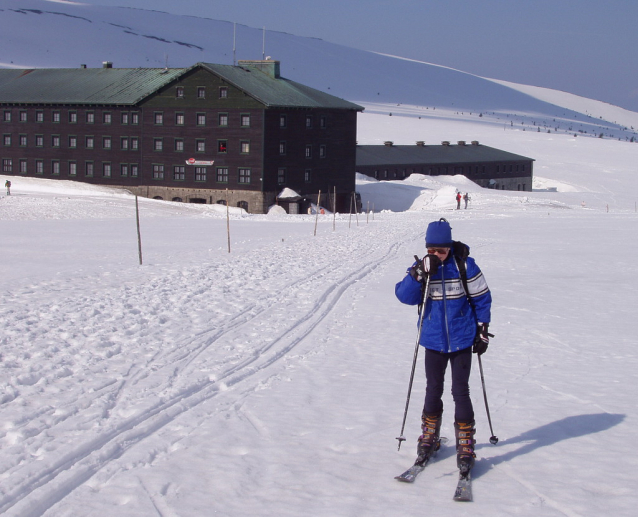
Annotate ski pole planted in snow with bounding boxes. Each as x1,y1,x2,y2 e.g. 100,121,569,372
477,353,498,444
396,260,431,450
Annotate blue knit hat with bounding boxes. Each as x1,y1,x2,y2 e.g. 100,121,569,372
425,218,453,247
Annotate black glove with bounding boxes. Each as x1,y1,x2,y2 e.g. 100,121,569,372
409,254,441,282
473,322,489,355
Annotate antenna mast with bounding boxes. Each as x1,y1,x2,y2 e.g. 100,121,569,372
233,23,237,66
262,26,266,60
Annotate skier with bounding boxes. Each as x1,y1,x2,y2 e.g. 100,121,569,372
5,179,10,195
463,193,469,209
395,218,492,477
456,191,461,209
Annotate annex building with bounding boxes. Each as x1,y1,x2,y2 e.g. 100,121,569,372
0,60,363,214
356,140,534,191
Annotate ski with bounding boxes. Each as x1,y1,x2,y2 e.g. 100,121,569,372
395,437,447,483
453,470,472,502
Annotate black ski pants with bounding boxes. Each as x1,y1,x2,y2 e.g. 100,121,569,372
423,347,474,423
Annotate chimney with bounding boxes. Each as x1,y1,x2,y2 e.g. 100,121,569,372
238,59,280,78
441,141,450,146
471,140,480,146
458,140,466,146
102,61,113,68
416,141,425,146
80,64,87,69
384,141,394,146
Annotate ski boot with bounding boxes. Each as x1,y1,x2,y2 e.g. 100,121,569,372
454,420,476,475
416,412,442,466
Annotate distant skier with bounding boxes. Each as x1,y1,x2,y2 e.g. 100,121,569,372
395,218,492,477
456,192,461,209
463,193,469,209
5,179,11,195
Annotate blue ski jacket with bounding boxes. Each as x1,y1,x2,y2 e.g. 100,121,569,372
395,247,492,353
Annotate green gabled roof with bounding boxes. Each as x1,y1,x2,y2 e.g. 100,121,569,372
356,143,534,166
0,62,364,111
200,62,363,110
0,67,185,105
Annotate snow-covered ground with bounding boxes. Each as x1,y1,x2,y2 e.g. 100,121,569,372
1,99,637,516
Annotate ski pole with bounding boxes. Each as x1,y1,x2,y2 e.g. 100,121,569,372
477,353,499,444
396,266,431,451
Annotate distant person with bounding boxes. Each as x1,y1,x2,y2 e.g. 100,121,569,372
395,218,492,478
5,179,11,195
463,193,469,209
456,192,461,209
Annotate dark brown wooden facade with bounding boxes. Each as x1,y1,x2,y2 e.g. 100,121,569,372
0,61,363,213
356,140,534,191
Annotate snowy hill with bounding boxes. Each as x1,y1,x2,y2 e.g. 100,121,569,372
1,0,637,141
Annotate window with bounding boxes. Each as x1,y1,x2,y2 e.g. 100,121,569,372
197,87,206,98
52,135,60,148
19,159,27,173
131,137,139,150
2,159,12,172
20,111,27,122
216,167,228,183
219,86,228,98
52,111,61,123
131,112,140,125
102,136,111,149
175,139,184,152
154,112,163,125
36,160,44,174
3,135,11,146
36,135,44,147
121,137,129,150
86,112,94,124
240,141,250,154
278,168,285,184
154,138,163,151
238,168,251,184
240,114,250,127
195,167,207,181
69,161,77,176
305,115,313,128
305,145,312,158
320,116,327,129
218,140,227,153
196,140,206,152
319,144,326,158
153,164,164,180
218,113,228,126
69,136,77,148
175,113,185,126
121,112,129,125
36,111,44,122
279,114,287,128
3,111,10,122
304,169,312,183
102,163,111,177
85,136,94,149
85,161,93,177
175,86,184,98
103,112,111,124
120,164,128,177
20,135,27,147
173,166,185,180
69,111,77,123
279,141,286,155
52,160,60,175
131,164,139,177
197,113,206,126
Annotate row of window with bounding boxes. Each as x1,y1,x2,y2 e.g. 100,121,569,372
3,110,328,130
3,133,329,158
371,163,526,180
3,158,314,186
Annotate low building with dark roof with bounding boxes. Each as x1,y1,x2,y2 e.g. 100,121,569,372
356,140,534,191
0,60,363,213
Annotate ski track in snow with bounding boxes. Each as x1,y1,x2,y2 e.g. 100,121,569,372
0,219,408,516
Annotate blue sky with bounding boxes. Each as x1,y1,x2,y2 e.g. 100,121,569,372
80,0,638,113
